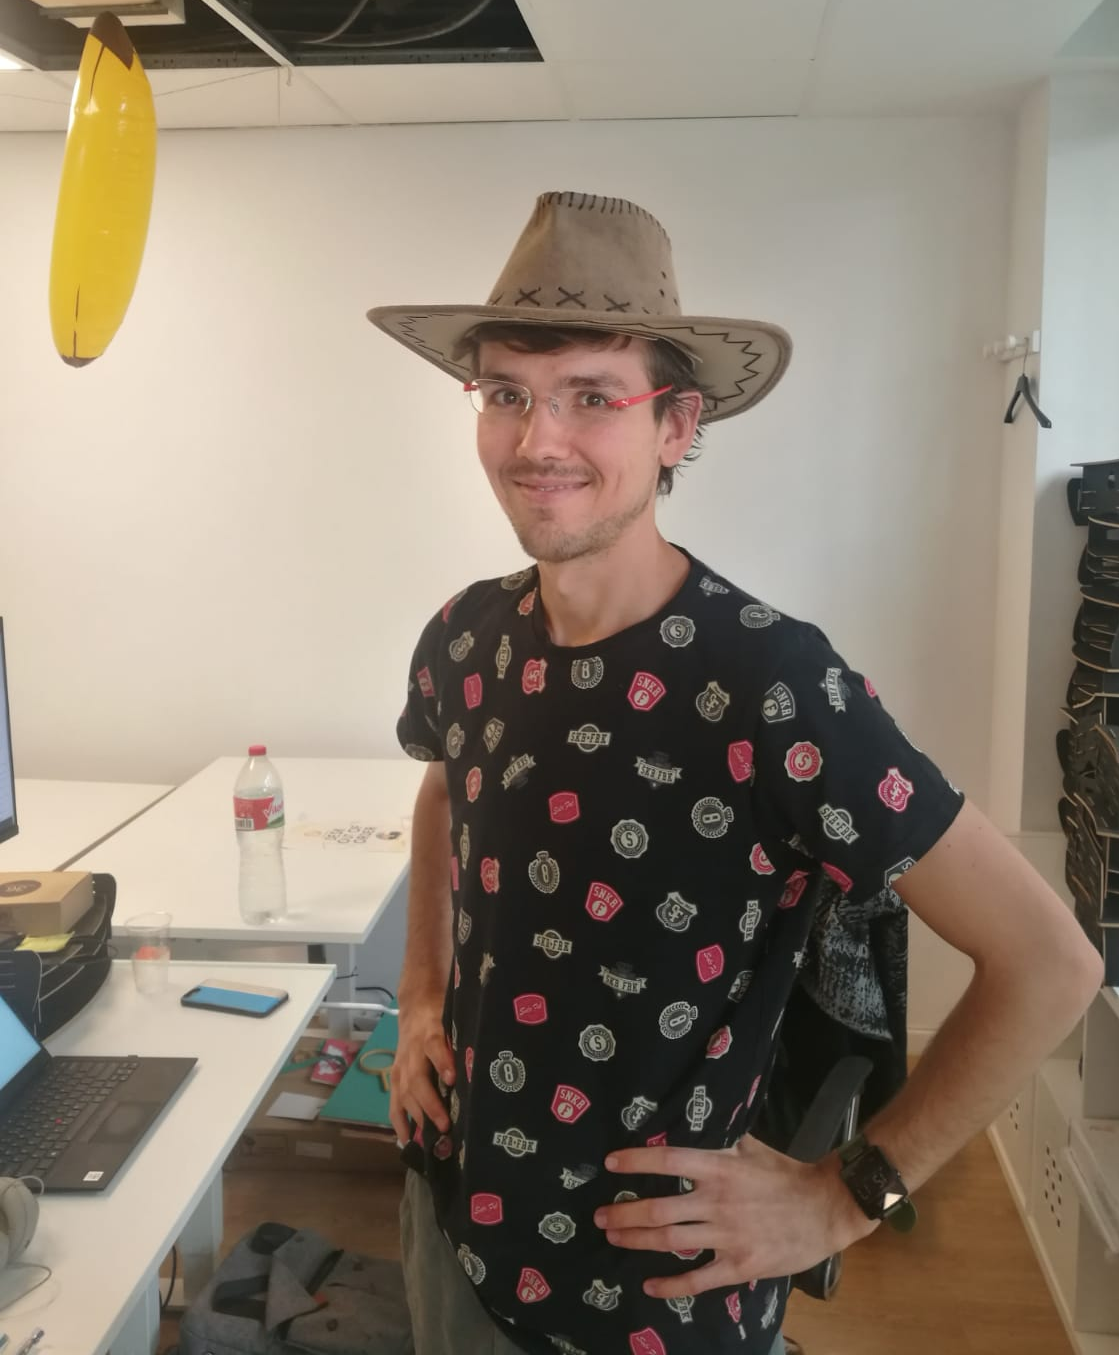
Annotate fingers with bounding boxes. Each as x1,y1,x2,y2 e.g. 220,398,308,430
595,1193,699,1233
643,1257,737,1300
425,1031,455,1086
603,1223,713,1254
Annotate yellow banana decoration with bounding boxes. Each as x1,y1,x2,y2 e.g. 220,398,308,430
49,12,156,367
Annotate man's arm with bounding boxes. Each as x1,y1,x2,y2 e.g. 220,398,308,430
825,798,1103,1210
388,761,456,1142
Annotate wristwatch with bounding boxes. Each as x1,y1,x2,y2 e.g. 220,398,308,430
837,1133,917,1232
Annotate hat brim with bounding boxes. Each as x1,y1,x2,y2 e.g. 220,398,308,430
366,304,792,423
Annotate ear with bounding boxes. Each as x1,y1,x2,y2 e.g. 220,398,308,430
658,391,704,471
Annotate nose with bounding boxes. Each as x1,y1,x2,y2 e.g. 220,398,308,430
514,398,570,459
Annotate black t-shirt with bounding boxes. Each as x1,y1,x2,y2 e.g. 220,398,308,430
396,550,963,1355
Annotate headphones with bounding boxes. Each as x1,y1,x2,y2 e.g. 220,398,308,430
0,1178,39,1275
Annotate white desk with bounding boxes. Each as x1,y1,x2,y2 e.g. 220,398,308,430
0,780,174,872
72,758,425,946
1,959,335,1355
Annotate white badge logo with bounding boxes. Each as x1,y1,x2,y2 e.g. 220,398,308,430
449,631,475,662
687,1085,714,1132
699,574,729,596
667,1295,696,1324
533,929,573,959
656,892,698,932
445,723,464,759
583,1279,622,1311
458,1244,486,1285
635,755,682,786
659,1001,699,1040
493,1127,538,1157
571,656,605,689
456,908,472,945
696,681,731,722
819,803,859,844
740,603,781,629
579,1024,616,1061
568,723,612,753
495,635,512,680
884,856,917,889
529,851,561,894
600,963,647,996
490,1050,526,1093
621,1096,657,1131
739,901,762,942
460,821,471,869
761,681,796,723
660,615,696,648
611,820,649,858
539,1212,577,1244
821,666,850,712
692,797,734,839
502,754,536,790
728,969,752,1001
502,568,532,590
483,718,505,753
560,1164,597,1189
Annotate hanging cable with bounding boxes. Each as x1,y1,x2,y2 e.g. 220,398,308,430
302,0,374,45
296,0,496,48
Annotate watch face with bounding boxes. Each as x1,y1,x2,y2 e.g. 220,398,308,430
847,1146,906,1218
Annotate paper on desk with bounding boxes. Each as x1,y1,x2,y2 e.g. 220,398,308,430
267,1092,325,1121
283,819,409,852
16,932,74,952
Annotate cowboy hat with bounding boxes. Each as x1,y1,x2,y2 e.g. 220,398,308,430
367,190,792,423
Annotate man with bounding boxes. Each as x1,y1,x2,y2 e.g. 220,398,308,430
369,191,1101,1355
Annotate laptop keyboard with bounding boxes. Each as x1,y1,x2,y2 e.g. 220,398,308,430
0,1056,140,1179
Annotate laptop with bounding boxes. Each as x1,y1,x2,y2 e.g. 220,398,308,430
0,993,195,1191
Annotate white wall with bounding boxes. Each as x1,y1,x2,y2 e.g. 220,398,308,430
0,116,1010,811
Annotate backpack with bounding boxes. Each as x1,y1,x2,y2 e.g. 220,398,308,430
172,1222,413,1355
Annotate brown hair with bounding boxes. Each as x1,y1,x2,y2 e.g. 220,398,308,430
457,323,712,497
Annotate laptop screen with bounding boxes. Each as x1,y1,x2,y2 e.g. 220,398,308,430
0,620,15,845
0,993,41,1094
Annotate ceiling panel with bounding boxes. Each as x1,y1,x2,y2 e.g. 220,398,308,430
517,0,828,64
802,0,1105,114
0,69,69,130
555,58,809,121
302,61,568,124
147,68,280,128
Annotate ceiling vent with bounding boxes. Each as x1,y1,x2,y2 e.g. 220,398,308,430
26,0,185,27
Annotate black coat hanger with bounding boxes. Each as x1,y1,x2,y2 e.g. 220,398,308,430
1004,343,1052,428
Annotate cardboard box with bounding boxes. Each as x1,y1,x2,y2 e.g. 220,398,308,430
224,1036,403,1175
0,871,94,936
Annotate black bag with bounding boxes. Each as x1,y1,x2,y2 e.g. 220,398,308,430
173,1222,413,1355
0,872,116,1039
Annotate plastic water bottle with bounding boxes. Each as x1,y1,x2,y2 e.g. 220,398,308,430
234,745,287,924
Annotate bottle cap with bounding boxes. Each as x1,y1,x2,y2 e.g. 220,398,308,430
248,744,267,756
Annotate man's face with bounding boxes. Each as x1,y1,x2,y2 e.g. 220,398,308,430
474,337,694,565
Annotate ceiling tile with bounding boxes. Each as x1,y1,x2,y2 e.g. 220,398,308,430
555,58,809,120
302,62,568,125
148,68,280,130
518,0,828,63
0,69,69,130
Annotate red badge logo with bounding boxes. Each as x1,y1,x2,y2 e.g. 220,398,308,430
822,861,853,893
465,1047,474,1082
865,676,878,699
471,1193,503,1225
585,881,624,923
749,843,775,875
522,658,547,695
785,741,822,781
878,767,915,812
450,856,460,891
707,1026,732,1059
727,739,754,783
629,1330,667,1355
464,673,483,709
517,589,537,616
746,1074,762,1108
696,944,724,983
779,868,810,909
433,1134,453,1160
726,1293,742,1323
481,857,500,894
517,1267,551,1303
416,666,434,699
627,671,666,711
646,1130,667,1147
465,767,482,803
513,993,548,1025
551,1084,591,1124
549,791,580,823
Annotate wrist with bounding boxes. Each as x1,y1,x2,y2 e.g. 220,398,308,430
815,1150,881,1250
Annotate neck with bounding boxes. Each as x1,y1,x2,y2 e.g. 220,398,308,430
535,530,690,648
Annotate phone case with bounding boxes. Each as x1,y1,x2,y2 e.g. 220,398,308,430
180,984,289,1018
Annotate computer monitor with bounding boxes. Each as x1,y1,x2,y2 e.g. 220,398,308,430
0,619,17,846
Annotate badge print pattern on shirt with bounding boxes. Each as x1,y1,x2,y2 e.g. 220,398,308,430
397,556,965,1355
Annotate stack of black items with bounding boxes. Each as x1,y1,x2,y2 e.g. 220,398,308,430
1060,460,1119,983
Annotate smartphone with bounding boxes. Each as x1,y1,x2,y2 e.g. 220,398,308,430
181,979,289,1018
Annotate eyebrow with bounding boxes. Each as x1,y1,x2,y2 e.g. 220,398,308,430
477,369,629,392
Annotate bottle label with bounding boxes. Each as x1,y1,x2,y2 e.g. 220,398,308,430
234,794,285,831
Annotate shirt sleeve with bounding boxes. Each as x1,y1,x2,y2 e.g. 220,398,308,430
396,607,448,763
749,621,965,901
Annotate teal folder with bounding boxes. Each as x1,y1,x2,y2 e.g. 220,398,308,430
318,1014,399,1129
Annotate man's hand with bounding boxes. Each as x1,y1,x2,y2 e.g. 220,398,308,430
388,997,455,1144
593,1136,877,1298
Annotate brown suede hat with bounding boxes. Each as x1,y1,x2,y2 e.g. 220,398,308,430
367,191,792,423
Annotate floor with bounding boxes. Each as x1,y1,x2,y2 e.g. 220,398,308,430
157,1128,1073,1355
